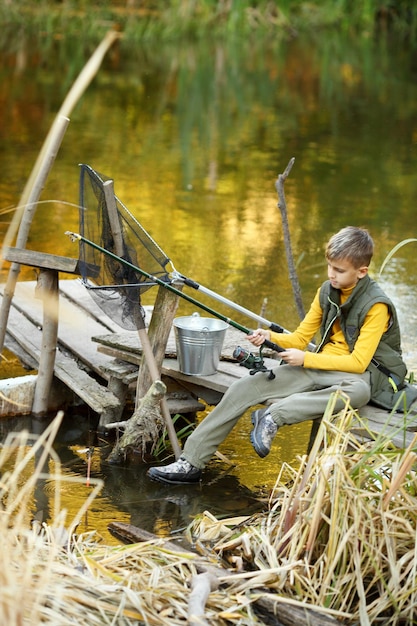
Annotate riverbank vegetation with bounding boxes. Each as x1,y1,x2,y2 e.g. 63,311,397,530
2,406,417,624
1,0,416,48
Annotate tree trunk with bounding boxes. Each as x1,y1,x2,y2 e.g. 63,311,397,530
106,379,167,464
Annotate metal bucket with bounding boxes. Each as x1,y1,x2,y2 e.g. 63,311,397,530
173,313,228,375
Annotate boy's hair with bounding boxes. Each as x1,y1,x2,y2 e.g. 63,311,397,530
326,226,374,268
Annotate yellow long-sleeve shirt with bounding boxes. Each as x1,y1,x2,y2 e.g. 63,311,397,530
269,285,390,374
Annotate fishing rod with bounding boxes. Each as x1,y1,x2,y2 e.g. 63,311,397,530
79,163,288,335
172,271,286,333
65,230,285,356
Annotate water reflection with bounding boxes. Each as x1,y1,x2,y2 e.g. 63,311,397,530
2,35,417,335
2,32,417,540
101,461,264,537
0,410,312,544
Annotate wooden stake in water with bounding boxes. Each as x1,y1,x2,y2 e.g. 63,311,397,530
86,447,94,487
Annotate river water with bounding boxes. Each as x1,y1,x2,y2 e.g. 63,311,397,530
1,32,417,542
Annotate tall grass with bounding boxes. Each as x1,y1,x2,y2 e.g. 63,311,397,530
1,0,416,44
1,401,417,624
189,394,417,624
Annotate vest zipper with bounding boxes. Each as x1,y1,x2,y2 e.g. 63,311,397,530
316,295,340,353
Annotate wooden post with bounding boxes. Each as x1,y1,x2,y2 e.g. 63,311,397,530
32,269,59,415
136,284,181,398
275,157,305,320
103,180,181,458
98,376,128,429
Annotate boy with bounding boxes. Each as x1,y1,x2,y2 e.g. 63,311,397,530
147,226,409,485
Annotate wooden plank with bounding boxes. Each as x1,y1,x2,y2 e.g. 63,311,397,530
161,357,247,393
96,350,225,405
99,360,139,381
2,247,99,277
11,282,117,378
4,334,38,370
3,298,119,413
93,329,177,357
351,425,415,448
59,279,152,333
351,404,417,448
96,340,247,394
59,280,122,333
2,247,80,273
165,392,205,414
92,325,254,361
97,344,142,366
360,404,417,430
163,377,224,406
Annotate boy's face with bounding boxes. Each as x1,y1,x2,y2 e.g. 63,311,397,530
327,257,368,290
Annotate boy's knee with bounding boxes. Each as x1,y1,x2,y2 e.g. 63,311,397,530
351,379,371,407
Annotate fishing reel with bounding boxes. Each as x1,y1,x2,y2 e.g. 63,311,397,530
233,346,275,380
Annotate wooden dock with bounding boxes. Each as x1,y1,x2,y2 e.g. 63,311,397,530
1,278,417,448
0,277,249,419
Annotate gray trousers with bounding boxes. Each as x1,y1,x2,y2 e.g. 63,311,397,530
182,364,371,468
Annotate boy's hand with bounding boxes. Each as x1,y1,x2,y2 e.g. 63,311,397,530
279,349,305,367
247,329,270,346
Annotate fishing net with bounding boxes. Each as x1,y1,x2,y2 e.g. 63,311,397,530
79,164,172,331
77,163,285,344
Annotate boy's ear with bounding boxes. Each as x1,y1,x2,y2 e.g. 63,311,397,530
358,266,368,278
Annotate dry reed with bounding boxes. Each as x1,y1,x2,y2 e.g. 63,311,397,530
189,393,417,625
1,398,417,625
0,412,262,625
